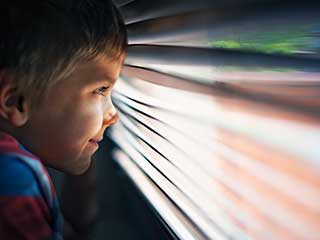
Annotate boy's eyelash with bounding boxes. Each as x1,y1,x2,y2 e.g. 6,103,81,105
94,86,109,96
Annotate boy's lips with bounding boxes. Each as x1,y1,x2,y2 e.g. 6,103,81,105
89,138,103,144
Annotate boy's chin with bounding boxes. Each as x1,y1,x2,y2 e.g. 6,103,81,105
54,156,93,175
70,161,92,175
67,165,91,175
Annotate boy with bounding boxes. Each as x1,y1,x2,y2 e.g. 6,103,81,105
0,0,127,239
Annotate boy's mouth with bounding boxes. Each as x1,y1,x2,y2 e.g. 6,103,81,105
89,138,103,144
88,139,100,151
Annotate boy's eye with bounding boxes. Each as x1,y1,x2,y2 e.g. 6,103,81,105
94,86,109,96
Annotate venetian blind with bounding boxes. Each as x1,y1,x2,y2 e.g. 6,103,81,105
109,0,320,239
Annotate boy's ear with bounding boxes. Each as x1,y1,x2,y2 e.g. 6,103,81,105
0,73,29,127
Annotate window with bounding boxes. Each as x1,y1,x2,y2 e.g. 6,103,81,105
110,0,320,239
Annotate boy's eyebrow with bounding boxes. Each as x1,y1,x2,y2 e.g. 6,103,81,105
105,75,118,84
90,74,117,85
91,77,117,85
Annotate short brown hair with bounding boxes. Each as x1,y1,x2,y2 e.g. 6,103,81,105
0,0,127,108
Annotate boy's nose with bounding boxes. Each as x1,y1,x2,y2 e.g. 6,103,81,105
104,112,119,126
109,112,119,125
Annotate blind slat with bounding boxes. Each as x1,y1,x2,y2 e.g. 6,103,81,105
110,0,320,238
114,150,205,240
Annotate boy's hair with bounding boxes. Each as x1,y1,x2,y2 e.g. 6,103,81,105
0,0,127,109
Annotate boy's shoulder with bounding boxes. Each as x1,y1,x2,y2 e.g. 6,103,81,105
0,131,62,240
0,131,54,198
0,153,54,239
0,152,41,196
0,130,49,206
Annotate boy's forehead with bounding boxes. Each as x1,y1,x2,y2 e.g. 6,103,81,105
73,58,123,85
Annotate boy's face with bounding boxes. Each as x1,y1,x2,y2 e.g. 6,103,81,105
20,58,122,174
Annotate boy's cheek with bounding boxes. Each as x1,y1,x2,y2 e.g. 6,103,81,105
72,107,104,137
